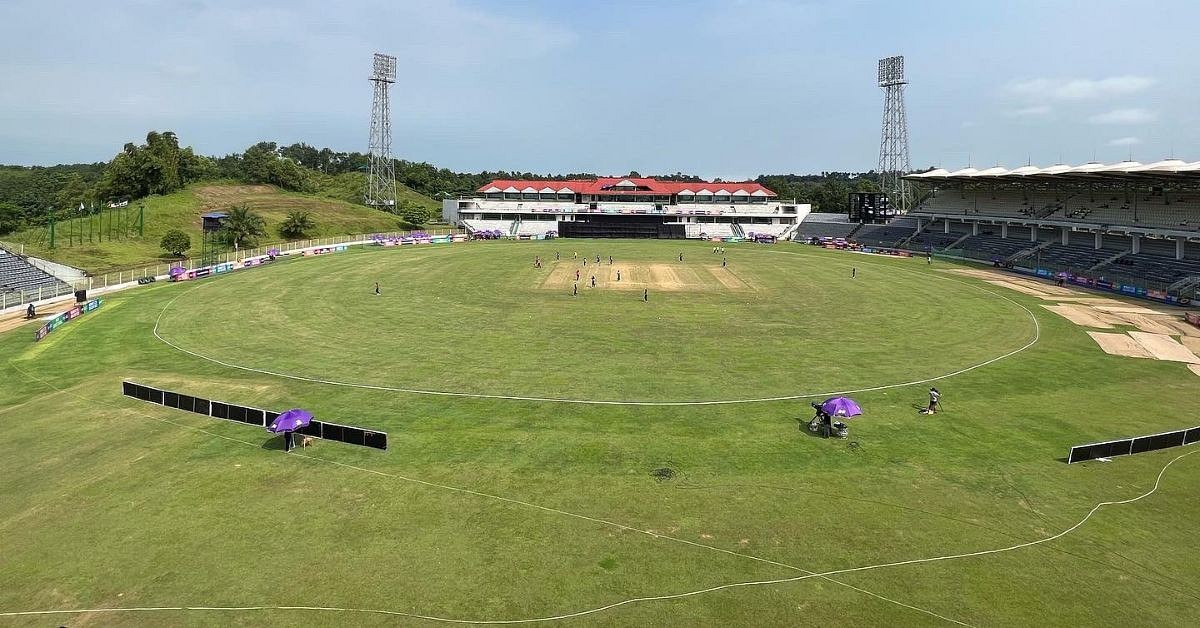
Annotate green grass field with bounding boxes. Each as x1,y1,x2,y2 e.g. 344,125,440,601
2,240,1198,627
4,181,439,274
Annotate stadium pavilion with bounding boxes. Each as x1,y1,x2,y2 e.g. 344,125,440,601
443,177,811,240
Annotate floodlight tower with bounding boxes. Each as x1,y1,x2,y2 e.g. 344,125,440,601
366,53,398,208
877,55,912,212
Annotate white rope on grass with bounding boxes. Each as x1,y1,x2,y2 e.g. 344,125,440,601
149,256,1042,406
5,361,971,626
3,449,1192,624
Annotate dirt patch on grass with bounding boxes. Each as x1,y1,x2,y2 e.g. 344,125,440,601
1087,332,1154,358
1109,313,1179,335
1042,304,1115,328
1180,335,1200,357
1164,319,1200,337
1188,364,1200,378
984,280,1054,298
709,266,750,291
1128,332,1200,363
195,185,277,205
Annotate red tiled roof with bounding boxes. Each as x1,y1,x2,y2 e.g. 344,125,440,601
478,177,775,196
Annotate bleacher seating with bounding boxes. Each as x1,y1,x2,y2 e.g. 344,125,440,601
515,220,559,237
462,219,516,235
697,223,734,238
907,231,964,250
0,249,71,295
953,234,1037,260
742,223,792,238
1035,243,1118,271
796,214,856,240
1106,254,1200,285
852,217,918,246
796,223,856,239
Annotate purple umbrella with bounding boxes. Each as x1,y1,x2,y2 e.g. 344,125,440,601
268,409,313,433
820,397,862,418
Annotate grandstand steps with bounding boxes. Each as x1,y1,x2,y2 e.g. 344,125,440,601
509,219,521,237
1006,240,1053,264
944,232,973,251
1089,250,1129,272
779,222,800,241
1168,275,1200,294
731,223,746,238
846,223,865,239
899,219,932,247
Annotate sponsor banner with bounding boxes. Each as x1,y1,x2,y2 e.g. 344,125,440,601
34,298,102,342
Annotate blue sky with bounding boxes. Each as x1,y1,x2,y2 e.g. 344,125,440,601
2,0,1198,177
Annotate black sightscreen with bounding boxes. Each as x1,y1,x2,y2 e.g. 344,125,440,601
1068,427,1198,463
120,381,387,451
322,423,344,442
341,426,365,446
364,431,387,450
1149,432,1185,451
295,422,322,437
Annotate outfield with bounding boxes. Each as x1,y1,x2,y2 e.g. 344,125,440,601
2,239,1198,626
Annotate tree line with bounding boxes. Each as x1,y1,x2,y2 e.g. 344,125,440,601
0,129,920,236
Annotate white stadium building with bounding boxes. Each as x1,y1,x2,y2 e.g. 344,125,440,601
443,177,811,240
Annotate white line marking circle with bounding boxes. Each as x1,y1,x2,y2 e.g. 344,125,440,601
151,247,1041,405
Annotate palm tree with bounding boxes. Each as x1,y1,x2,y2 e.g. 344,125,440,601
221,204,266,250
279,210,315,239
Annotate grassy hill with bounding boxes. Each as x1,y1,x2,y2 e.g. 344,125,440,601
3,180,441,273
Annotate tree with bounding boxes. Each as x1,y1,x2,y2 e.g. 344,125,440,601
278,210,315,239
95,130,206,201
398,200,433,227
220,204,267,249
159,229,191,256
0,201,22,235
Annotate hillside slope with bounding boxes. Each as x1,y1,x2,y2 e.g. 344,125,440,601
3,182,440,273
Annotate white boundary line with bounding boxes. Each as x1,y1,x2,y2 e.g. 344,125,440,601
6,361,970,626
1,426,1191,623
0,247,1055,625
150,247,1042,406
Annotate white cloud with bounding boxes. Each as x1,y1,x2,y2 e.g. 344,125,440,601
1108,136,1142,146
1008,76,1155,100
1089,108,1156,124
1008,105,1052,117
